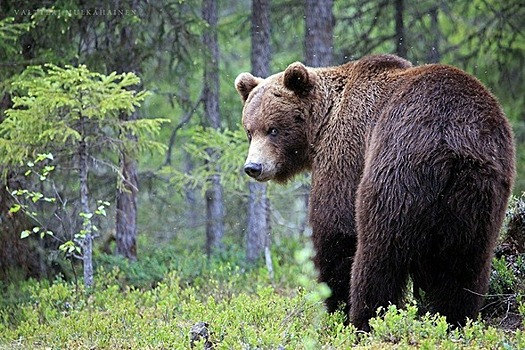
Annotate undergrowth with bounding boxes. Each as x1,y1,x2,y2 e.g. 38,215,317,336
0,247,524,349
1,195,525,349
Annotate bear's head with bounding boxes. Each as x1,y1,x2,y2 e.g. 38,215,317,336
235,62,317,183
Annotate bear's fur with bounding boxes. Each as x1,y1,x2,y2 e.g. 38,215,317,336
235,54,515,331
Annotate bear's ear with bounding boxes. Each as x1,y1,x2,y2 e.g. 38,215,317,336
283,62,316,96
235,73,262,102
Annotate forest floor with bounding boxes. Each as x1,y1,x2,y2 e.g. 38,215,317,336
1,237,524,349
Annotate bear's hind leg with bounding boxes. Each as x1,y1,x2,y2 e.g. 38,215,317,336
349,187,412,331
412,210,499,328
413,243,492,328
412,167,508,328
349,231,411,331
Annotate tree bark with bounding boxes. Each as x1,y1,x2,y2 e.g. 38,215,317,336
427,6,441,63
205,174,224,256
394,0,407,58
305,0,334,67
246,0,272,264
202,0,225,256
115,133,138,260
246,182,270,262
78,117,93,289
109,0,140,261
303,0,334,237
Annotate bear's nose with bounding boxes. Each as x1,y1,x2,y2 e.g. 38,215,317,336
244,162,262,178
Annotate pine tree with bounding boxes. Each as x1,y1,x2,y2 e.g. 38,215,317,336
1,64,167,287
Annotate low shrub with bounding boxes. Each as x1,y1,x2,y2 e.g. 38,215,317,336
2,195,525,349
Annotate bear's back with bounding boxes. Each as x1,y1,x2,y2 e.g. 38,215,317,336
368,61,514,182
384,63,508,135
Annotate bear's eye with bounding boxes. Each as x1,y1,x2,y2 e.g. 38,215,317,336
268,128,279,137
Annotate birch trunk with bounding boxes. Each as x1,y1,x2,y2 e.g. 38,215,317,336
78,117,93,289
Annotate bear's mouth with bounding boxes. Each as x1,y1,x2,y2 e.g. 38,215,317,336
254,174,272,182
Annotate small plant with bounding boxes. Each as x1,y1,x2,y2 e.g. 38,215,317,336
9,153,56,240
9,153,111,288
2,238,525,349
484,193,525,329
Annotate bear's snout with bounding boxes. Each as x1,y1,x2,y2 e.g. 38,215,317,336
244,162,263,178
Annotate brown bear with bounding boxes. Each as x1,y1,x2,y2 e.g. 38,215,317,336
234,54,515,331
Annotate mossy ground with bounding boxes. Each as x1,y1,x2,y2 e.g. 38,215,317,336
1,238,524,349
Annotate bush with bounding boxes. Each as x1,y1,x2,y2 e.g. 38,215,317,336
3,196,525,348
484,193,525,330
2,240,525,349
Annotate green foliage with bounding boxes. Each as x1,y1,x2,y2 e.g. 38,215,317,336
367,303,450,348
489,194,525,297
490,255,525,296
0,64,168,169
8,153,111,265
2,240,525,349
364,303,524,349
165,125,248,194
58,200,110,257
0,17,31,57
9,153,57,239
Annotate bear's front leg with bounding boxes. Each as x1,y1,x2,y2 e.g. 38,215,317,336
311,217,357,317
309,175,361,319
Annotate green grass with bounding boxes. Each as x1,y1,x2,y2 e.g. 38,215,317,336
0,238,524,349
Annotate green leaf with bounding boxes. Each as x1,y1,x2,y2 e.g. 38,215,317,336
59,241,76,254
20,230,31,239
95,205,106,216
9,204,21,213
36,153,53,162
31,192,43,203
79,212,93,219
43,165,55,173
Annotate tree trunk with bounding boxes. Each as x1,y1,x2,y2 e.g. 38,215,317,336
427,6,441,63
115,130,138,260
110,0,140,261
305,0,334,67
78,121,93,289
246,0,272,264
184,150,198,229
205,174,224,255
303,0,334,237
394,0,407,58
202,0,224,256
246,182,271,262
